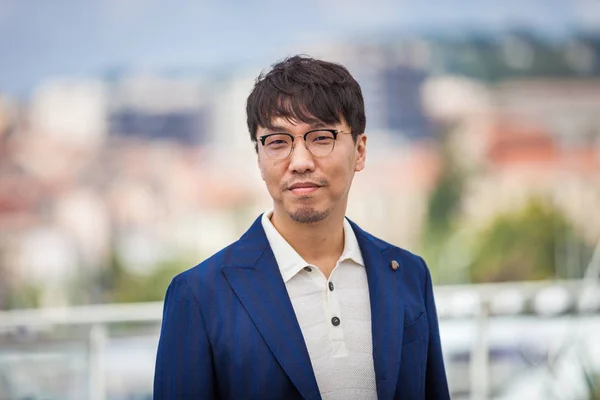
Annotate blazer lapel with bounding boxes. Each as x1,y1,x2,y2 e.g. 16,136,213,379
350,220,405,400
221,216,321,400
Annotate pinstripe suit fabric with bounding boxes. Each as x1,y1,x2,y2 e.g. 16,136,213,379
154,215,450,399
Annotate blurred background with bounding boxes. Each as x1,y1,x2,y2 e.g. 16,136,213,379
0,0,599,399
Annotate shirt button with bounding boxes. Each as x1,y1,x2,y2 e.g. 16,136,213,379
328,282,334,291
331,317,340,326
304,267,312,272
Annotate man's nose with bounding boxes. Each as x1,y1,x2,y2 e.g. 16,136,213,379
288,140,315,174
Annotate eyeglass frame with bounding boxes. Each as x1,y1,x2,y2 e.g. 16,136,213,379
257,129,353,159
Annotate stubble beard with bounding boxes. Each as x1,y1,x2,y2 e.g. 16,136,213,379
288,204,329,224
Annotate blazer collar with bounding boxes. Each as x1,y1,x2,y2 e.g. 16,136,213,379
221,215,405,400
220,215,321,400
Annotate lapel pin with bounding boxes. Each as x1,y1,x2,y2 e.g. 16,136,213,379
390,260,400,271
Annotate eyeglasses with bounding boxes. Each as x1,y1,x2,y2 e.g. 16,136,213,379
258,129,352,160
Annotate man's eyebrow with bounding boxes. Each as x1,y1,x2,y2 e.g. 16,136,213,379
310,122,328,129
263,122,330,133
265,125,288,133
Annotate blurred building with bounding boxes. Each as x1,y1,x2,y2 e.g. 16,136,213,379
29,79,108,149
426,31,600,82
2,29,600,308
434,79,600,246
419,30,600,249
108,74,209,144
494,79,600,148
206,70,259,171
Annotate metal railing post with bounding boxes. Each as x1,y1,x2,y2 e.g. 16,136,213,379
88,323,107,400
470,299,490,400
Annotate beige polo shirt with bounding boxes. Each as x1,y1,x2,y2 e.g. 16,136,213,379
261,211,377,400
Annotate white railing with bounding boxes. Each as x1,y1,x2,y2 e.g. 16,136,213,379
0,279,598,400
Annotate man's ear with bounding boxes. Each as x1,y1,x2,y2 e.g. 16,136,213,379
355,134,367,172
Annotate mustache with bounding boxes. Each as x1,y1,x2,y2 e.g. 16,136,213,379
281,176,329,191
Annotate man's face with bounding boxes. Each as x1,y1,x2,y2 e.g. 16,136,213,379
256,117,367,224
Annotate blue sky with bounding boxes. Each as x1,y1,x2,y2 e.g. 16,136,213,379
1,0,599,97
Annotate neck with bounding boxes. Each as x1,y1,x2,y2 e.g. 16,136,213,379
270,207,345,277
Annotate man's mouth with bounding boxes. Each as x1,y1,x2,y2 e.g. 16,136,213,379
288,182,321,195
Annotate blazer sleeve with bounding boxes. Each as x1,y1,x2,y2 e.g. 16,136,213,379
154,275,216,399
420,257,451,399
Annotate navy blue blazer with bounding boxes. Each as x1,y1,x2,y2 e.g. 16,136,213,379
154,215,450,399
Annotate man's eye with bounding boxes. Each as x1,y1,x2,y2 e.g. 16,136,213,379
313,136,334,144
267,140,288,146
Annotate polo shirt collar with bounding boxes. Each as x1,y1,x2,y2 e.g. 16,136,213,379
261,210,364,283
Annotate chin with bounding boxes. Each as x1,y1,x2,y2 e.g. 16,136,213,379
287,206,329,224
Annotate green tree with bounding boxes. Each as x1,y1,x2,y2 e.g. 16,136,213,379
69,250,193,304
111,257,189,303
469,198,589,283
1,282,42,309
421,127,468,283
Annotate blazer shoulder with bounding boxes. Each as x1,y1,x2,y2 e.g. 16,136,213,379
170,215,268,295
354,222,427,270
358,226,429,281
173,239,240,288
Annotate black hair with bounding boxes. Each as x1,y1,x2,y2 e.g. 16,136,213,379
246,55,366,148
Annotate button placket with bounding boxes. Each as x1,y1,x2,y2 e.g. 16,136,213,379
304,265,327,295
326,270,346,356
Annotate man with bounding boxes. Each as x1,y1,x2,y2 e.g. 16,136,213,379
154,55,450,399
